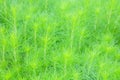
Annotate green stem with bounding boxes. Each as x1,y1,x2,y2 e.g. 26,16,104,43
70,29,74,50
44,35,47,62
24,22,27,43
14,47,17,62
54,62,56,75
34,30,37,53
2,45,5,61
13,13,17,62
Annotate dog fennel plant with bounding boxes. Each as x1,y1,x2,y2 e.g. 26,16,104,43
0,0,120,80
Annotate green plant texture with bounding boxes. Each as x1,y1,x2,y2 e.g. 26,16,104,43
0,0,120,80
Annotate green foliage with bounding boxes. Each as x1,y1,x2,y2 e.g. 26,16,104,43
0,0,120,80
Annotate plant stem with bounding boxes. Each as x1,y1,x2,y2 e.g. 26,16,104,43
13,10,17,62
34,29,37,53
24,22,27,44
54,61,56,75
44,35,47,62
70,28,74,51
2,45,5,61
14,47,17,62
